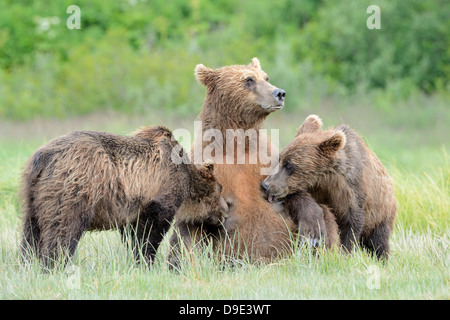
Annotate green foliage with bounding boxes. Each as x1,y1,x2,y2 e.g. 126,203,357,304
0,0,448,120
296,0,450,93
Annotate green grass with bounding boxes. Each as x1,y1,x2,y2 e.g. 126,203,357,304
1,225,448,299
0,107,449,300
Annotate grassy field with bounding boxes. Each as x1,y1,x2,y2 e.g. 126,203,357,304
0,101,449,300
0,0,448,302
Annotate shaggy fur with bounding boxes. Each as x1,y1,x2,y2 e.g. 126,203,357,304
195,57,285,131
284,191,340,249
263,115,397,259
20,126,226,267
169,58,295,264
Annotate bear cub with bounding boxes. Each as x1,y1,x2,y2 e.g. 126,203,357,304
263,115,397,259
20,126,227,268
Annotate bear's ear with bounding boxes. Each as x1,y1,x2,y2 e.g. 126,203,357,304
199,159,215,179
297,114,323,136
249,57,261,70
318,130,346,157
195,64,217,87
201,159,215,172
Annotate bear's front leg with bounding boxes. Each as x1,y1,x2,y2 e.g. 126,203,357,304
167,220,194,271
284,191,327,248
132,196,181,265
340,206,365,253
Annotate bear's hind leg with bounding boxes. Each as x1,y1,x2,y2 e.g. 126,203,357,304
361,221,391,260
21,213,41,261
38,208,93,269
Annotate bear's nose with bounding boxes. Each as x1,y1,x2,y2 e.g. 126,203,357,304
261,180,269,191
272,89,286,102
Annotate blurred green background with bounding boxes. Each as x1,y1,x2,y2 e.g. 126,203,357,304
0,0,448,119
0,0,449,174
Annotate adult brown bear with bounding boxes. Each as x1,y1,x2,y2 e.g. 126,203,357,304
170,58,302,263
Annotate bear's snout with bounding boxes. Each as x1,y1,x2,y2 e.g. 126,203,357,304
272,88,286,103
261,177,288,203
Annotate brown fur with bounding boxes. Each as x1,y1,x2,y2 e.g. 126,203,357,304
195,58,284,131
263,115,397,259
20,126,226,267
169,58,295,264
284,191,340,249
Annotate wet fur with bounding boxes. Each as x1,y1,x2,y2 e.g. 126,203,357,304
284,191,340,249
264,115,397,259
20,126,224,267
169,58,295,264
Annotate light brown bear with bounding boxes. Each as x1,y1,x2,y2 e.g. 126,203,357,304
262,115,397,259
169,58,297,263
20,126,227,268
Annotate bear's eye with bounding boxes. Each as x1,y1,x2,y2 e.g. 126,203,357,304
265,76,269,82
283,161,294,175
245,77,255,86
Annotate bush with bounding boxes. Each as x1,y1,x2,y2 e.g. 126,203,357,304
0,0,448,120
294,0,450,93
